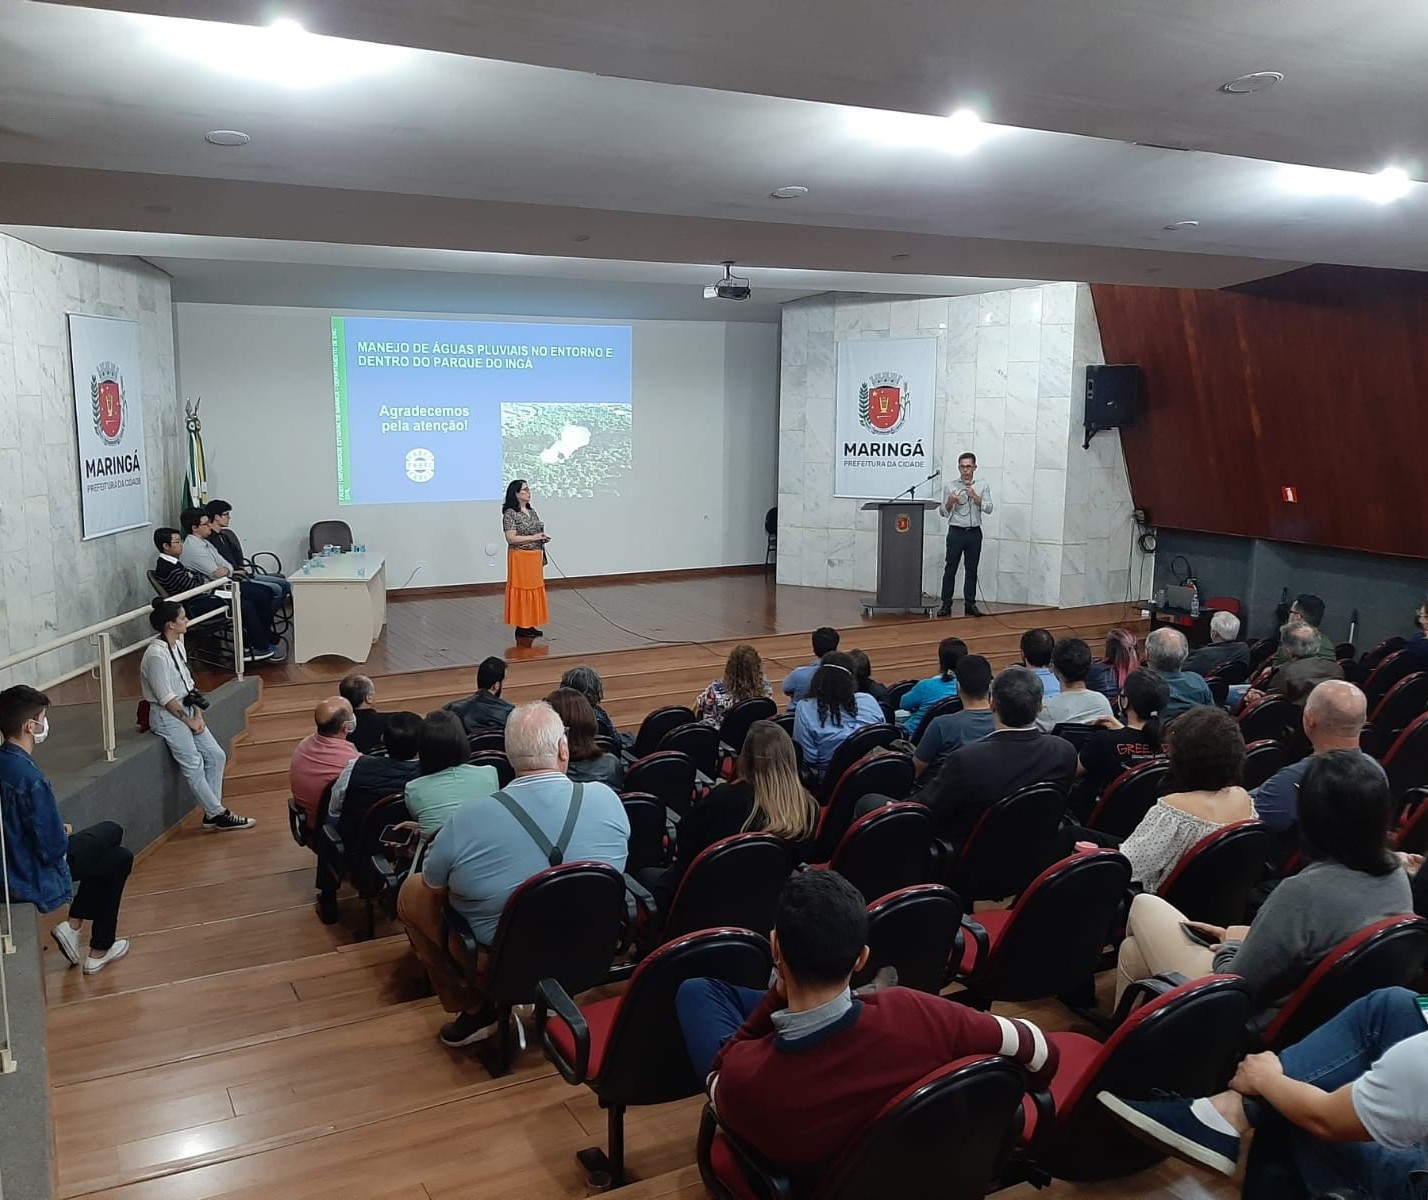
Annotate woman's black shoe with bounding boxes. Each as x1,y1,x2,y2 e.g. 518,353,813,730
528,627,544,638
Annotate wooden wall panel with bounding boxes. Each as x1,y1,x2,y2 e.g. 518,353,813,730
1091,268,1428,558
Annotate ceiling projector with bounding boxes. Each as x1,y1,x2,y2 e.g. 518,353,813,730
703,261,751,301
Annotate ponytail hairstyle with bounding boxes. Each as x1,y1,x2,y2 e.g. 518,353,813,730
937,637,968,683
1103,628,1138,694
149,597,183,633
1120,668,1168,750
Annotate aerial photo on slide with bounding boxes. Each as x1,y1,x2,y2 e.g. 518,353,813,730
501,402,633,498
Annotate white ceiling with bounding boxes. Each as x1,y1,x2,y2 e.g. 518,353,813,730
3,0,1426,303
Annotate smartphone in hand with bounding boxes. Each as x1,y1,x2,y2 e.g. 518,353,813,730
1180,921,1219,948
379,823,418,848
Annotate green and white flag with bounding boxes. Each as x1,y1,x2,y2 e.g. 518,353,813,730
183,397,208,510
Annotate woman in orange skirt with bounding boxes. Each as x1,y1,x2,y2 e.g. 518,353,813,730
502,479,549,639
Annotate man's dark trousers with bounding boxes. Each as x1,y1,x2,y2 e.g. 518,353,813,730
941,525,982,612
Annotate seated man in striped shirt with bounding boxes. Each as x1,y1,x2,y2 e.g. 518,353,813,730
677,870,1057,1192
152,527,281,662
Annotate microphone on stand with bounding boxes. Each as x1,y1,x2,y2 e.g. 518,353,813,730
889,468,940,503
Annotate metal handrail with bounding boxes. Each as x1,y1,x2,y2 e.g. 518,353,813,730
0,576,246,761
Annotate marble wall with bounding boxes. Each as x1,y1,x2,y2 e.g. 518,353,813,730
776,284,1153,608
0,234,181,689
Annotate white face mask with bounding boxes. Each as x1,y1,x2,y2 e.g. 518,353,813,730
344,717,357,735
31,715,49,745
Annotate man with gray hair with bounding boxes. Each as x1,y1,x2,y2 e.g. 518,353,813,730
1252,680,1368,865
397,700,629,1048
1261,624,1344,706
1185,611,1250,677
1146,627,1214,720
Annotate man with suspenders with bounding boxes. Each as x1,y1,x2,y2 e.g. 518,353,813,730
398,700,630,1047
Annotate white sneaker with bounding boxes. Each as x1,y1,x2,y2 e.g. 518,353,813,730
50,923,82,967
83,938,130,974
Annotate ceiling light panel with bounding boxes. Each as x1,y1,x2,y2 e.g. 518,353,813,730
148,15,409,89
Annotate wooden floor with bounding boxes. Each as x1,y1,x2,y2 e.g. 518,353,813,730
41,578,1233,1200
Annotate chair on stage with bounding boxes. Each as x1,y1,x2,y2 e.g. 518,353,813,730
308,519,354,557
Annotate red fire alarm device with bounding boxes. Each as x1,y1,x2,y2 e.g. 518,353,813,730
1281,486,1298,503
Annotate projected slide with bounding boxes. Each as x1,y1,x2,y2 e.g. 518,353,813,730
331,317,633,505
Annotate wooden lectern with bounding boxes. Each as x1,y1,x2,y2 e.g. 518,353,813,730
859,500,941,616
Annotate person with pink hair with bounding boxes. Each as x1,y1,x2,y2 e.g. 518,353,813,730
1087,628,1138,702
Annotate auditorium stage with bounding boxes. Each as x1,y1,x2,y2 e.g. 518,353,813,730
210,569,1145,691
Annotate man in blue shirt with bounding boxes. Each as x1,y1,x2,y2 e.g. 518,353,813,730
1252,680,1368,865
912,655,996,778
397,700,629,1048
782,627,840,709
1019,628,1062,700
0,685,134,974
1146,627,1214,719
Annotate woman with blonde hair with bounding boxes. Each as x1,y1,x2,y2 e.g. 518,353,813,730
640,720,817,906
693,643,773,726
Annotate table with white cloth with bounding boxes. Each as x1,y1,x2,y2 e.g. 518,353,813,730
288,551,387,664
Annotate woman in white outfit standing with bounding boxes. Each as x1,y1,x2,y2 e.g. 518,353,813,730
140,599,256,832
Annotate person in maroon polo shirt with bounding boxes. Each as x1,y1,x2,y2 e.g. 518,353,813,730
677,870,1058,1191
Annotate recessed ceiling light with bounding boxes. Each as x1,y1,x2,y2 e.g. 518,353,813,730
770,186,809,200
1280,163,1415,204
1163,220,1200,231
150,14,407,89
847,106,995,155
1221,71,1284,94
204,129,251,146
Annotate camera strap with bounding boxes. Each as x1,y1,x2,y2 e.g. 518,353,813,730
165,639,195,694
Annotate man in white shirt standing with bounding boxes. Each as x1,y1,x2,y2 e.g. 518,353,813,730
938,452,992,618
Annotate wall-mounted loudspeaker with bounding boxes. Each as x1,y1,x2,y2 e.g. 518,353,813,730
1084,364,1141,448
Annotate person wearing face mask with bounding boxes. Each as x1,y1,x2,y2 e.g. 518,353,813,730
141,599,256,833
0,685,136,973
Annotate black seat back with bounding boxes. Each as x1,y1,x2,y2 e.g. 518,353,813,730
975,851,1132,1001
484,861,626,1007
1383,713,1428,804
624,750,697,817
911,696,963,747
1236,694,1298,744
1362,636,1407,674
621,793,667,874
816,723,901,804
718,697,777,754
663,833,792,942
633,706,697,760
595,928,771,1102
1371,672,1428,741
1205,659,1250,685
1087,759,1168,838
855,884,963,995
818,1057,1027,1200
1051,722,1100,753
468,750,515,787
948,783,1067,903
1261,916,1428,1050
814,752,916,859
1242,739,1290,791
347,791,410,890
1157,821,1270,928
308,519,354,557
1365,651,1417,710
829,802,933,903
658,722,720,778
466,729,507,754
1045,975,1253,1182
